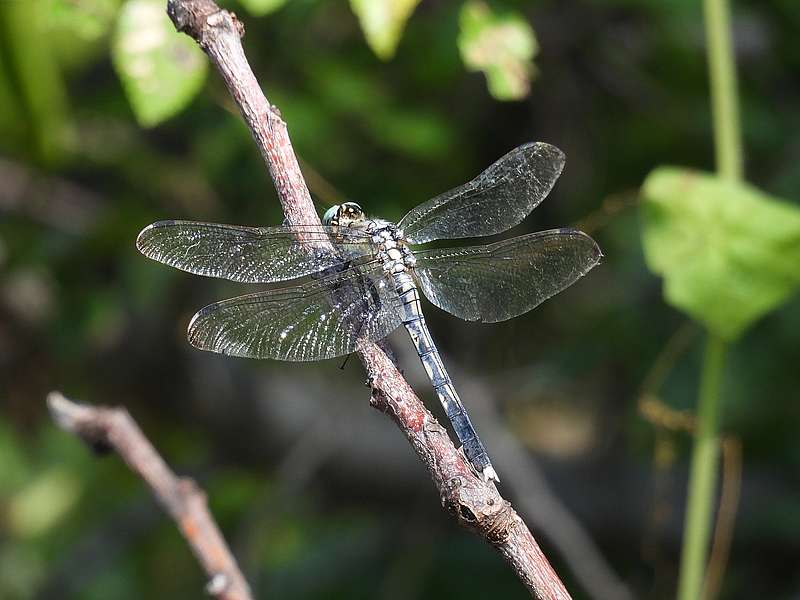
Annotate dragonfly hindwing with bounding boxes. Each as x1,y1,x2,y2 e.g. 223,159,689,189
187,264,402,361
413,229,601,323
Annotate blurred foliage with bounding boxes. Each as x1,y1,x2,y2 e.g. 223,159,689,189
0,0,74,163
642,167,800,340
238,0,287,18
49,0,121,41
458,1,537,100
112,0,207,126
1,0,799,599
96,0,535,129
349,0,422,60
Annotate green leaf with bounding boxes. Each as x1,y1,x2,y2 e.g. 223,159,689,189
349,0,421,60
457,1,537,101
237,0,287,17
48,0,121,41
112,0,207,127
641,167,800,341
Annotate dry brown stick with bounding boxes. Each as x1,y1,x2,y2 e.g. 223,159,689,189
165,1,571,597
362,347,570,598
703,436,741,600
47,391,253,600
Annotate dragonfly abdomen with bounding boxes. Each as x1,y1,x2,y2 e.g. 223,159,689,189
393,271,499,482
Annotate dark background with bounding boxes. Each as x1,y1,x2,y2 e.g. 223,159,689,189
1,0,799,598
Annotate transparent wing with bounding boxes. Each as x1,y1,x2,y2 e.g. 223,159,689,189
413,229,601,323
398,142,566,244
136,220,375,284
187,264,402,361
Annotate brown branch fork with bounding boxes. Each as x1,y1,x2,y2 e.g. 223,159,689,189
47,391,253,600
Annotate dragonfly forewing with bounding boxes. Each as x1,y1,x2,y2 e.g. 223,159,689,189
137,220,375,284
413,229,601,323
398,142,566,244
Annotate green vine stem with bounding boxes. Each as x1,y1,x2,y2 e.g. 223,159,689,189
678,336,727,599
677,0,742,598
705,0,743,181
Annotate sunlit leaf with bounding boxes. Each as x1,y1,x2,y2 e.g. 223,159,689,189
349,0,421,60
458,0,537,101
48,0,121,40
111,0,207,127
641,168,800,341
238,0,287,17
8,467,82,538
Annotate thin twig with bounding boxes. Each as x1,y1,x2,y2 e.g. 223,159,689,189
164,1,571,597
702,436,741,600
635,323,741,600
46,391,253,600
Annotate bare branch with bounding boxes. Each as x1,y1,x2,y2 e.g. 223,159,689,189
166,0,317,230
362,347,571,599
164,1,571,597
47,391,253,600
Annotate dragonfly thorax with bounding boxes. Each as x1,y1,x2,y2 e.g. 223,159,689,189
322,204,414,274
365,220,416,275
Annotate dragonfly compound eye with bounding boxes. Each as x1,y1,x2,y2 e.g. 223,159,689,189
336,202,364,226
342,202,363,217
322,205,340,226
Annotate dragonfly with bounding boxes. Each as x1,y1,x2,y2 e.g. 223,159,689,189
136,142,601,482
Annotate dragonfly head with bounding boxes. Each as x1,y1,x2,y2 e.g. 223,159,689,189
322,202,365,228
